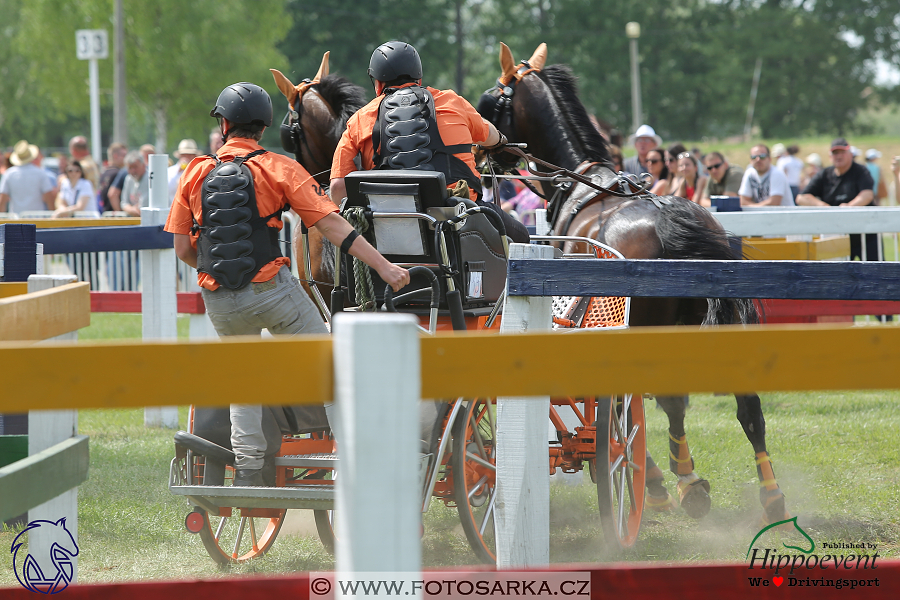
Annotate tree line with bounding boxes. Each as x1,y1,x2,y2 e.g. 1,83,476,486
2,0,898,153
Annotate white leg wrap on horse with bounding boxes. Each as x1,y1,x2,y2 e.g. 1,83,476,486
677,472,699,485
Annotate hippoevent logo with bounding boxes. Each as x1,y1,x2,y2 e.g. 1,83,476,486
746,516,881,590
10,518,79,594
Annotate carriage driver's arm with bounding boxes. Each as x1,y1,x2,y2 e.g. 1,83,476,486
479,122,503,150
174,234,198,268
174,220,409,292
315,212,410,291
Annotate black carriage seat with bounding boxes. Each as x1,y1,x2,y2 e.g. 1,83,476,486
344,170,507,308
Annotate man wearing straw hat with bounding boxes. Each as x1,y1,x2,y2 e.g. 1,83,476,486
622,124,662,176
168,139,201,204
0,140,56,214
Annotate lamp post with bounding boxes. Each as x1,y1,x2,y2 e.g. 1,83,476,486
626,21,643,135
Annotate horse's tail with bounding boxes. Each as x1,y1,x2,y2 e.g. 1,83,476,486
654,197,760,327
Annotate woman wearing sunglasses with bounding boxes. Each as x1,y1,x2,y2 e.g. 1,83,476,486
645,148,668,190
651,142,687,195
672,152,708,204
53,160,95,217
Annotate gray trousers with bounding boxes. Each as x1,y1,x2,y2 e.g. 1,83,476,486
201,266,332,470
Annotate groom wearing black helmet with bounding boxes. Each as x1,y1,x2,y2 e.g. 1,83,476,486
330,41,530,243
166,82,409,486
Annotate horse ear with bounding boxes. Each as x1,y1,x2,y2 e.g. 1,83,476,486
499,42,517,81
56,517,67,527
313,51,330,82
270,68,299,107
527,42,547,71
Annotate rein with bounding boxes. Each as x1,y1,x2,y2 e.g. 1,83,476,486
497,145,652,198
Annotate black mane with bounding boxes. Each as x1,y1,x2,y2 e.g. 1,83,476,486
314,75,368,126
536,65,611,164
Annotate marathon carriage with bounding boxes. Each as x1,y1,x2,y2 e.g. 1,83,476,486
169,168,646,564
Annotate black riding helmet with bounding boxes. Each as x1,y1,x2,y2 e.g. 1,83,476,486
210,82,273,128
368,41,423,87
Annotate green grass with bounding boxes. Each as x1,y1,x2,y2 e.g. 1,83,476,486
1,315,898,586
77,313,191,341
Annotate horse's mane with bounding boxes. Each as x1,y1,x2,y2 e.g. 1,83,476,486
314,75,368,126
536,65,612,164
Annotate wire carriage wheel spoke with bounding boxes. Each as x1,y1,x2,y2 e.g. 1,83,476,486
595,394,646,549
452,398,498,564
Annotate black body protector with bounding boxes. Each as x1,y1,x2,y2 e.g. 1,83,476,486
194,150,286,290
373,85,482,197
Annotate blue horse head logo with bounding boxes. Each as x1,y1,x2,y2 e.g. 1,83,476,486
11,518,80,594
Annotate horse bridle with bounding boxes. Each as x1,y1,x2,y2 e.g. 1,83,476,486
279,78,331,185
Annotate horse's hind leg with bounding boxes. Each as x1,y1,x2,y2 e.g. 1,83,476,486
736,394,790,524
645,451,676,512
658,395,711,519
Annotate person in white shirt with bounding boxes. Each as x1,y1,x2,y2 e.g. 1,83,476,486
167,139,201,205
53,161,96,217
738,144,794,206
0,140,55,214
776,144,804,198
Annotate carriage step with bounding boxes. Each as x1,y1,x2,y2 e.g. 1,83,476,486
169,482,335,512
275,453,337,468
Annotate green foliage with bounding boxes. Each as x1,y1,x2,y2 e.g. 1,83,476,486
8,0,291,152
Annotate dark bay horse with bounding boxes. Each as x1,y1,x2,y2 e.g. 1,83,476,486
477,43,788,525
271,53,368,301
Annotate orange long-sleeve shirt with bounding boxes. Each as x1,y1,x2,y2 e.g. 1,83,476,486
165,137,337,290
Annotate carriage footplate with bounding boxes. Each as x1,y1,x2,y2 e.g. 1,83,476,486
168,456,335,513
275,452,337,469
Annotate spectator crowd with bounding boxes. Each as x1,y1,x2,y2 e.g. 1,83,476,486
0,128,224,219
611,123,900,263
4,123,900,265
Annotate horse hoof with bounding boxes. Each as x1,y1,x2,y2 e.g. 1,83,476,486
646,493,677,512
760,488,790,526
677,478,711,519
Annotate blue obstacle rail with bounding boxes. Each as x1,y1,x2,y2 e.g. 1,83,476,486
507,258,900,300
35,225,173,254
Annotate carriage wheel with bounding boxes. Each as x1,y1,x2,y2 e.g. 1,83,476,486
314,510,336,554
452,398,497,564
595,393,646,549
197,507,285,565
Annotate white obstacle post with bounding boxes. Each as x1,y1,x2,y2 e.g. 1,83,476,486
334,313,421,578
142,154,178,428
496,242,553,567
27,274,79,582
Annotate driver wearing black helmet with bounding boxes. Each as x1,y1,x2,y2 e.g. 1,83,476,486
330,41,530,244
165,82,409,486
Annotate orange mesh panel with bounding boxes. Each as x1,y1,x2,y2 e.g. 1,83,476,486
552,244,628,329
581,245,627,327
581,295,627,328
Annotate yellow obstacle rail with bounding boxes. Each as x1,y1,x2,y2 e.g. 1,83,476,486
0,281,28,299
1,324,900,412
0,281,91,341
0,217,141,228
